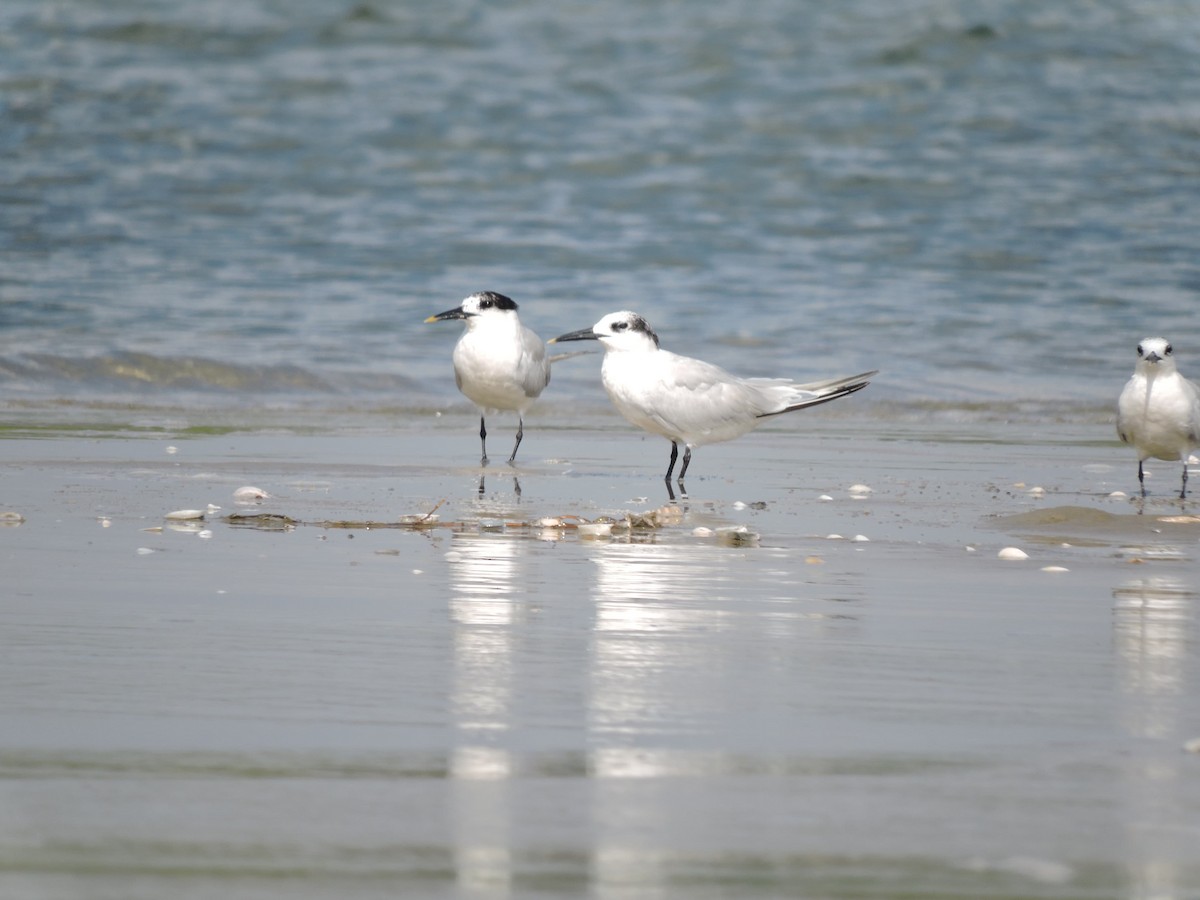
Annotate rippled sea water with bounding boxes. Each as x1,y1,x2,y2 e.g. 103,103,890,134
3,0,1199,412
3,2,1200,898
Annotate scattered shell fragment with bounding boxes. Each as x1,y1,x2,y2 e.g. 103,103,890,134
1108,491,1127,498
825,534,845,540
805,555,824,565
1028,486,1046,497
395,513,440,526
165,509,205,521
136,547,156,555
165,445,179,455
848,484,873,496
852,534,870,542
732,501,747,510
233,486,271,501
997,547,1029,560
626,504,683,529
1041,566,1069,573
714,525,759,546
818,494,833,502
0,511,26,526
692,526,715,537
577,521,614,538
197,530,214,540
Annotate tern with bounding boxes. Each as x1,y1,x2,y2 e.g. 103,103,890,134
1116,336,1200,499
551,311,876,493
425,291,551,465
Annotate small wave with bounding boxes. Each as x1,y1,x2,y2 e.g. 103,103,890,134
0,351,333,395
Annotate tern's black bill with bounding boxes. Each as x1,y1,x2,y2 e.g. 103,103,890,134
424,306,469,323
550,327,598,343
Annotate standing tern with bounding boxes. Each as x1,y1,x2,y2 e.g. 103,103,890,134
1116,336,1200,499
551,311,876,494
425,291,551,465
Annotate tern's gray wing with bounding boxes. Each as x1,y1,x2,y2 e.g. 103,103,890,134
1115,376,1138,444
1187,376,1200,441
519,325,551,398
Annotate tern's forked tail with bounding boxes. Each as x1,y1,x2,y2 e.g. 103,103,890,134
756,370,877,419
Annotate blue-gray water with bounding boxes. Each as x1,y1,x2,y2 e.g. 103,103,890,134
4,3,1200,899
3,0,1199,412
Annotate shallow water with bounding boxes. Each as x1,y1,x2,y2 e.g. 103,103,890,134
2,414,1199,897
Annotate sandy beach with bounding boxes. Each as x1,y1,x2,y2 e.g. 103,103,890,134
3,405,1198,898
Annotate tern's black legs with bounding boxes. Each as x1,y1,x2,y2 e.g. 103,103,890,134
508,417,524,464
1136,458,1191,503
480,415,527,466
663,441,690,500
665,441,679,480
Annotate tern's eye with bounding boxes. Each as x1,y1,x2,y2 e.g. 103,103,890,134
613,321,628,332
479,298,493,310
1136,344,1144,357
1166,344,1174,356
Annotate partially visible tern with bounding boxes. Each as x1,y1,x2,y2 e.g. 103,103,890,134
1116,336,1200,499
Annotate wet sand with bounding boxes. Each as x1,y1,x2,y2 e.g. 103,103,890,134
2,409,1199,898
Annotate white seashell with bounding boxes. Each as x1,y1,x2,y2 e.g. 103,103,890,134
1108,491,1127,498
1028,486,1045,496
825,534,844,540
0,511,26,525
852,534,870,542
578,522,614,538
165,509,205,520
715,525,759,546
233,486,271,501
165,445,179,455
692,526,714,537
197,529,214,540
536,517,564,528
732,501,747,510
965,546,977,552
848,484,872,495
818,494,833,502
998,547,1029,560
136,547,156,555
1041,566,1069,573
